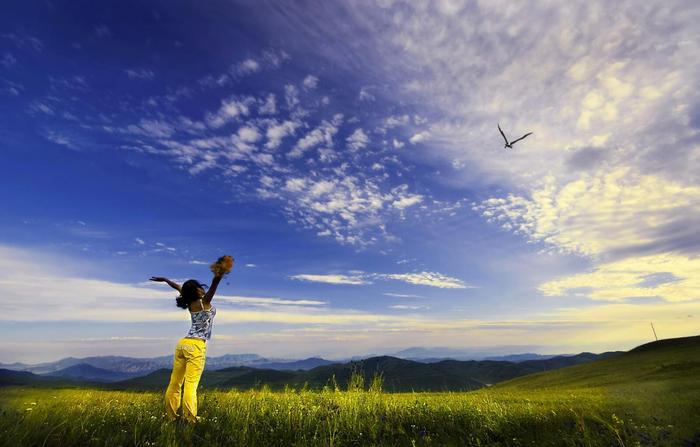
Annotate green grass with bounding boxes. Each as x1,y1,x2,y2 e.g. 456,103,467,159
0,382,695,446
1,336,699,446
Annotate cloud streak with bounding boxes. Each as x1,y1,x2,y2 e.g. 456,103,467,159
290,274,369,285
291,271,472,289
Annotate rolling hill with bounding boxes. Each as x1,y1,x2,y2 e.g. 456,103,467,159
494,334,700,391
0,368,102,388
106,350,622,392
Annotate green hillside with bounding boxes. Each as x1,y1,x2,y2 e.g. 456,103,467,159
0,368,101,389
489,335,700,445
495,335,700,391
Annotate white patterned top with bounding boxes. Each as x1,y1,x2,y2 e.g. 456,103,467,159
185,299,216,341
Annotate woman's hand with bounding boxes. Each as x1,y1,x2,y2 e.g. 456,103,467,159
214,259,234,278
149,276,168,282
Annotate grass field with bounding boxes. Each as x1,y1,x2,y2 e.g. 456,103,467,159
1,336,698,446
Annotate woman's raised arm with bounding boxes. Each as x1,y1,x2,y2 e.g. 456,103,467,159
205,255,234,304
149,276,182,292
203,274,222,304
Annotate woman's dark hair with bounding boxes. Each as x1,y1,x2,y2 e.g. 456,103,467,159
176,279,209,309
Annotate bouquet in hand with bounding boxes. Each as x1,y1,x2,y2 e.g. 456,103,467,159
210,255,234,276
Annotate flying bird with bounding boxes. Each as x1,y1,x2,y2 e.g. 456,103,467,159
498,124,532,149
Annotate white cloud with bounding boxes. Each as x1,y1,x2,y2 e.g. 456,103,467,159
2,33,44,52
217,295,325,307
261,49,291,68
284,178,307,192
1,53,16,68
380,272,471,289
189,136,228,149
44,131,78,150
178,116,207,134
154,241,177,252
392,194,423,210
409,131,430,144
260,175,277,188
265,119,300,149
124,68,155,80
309,180,334,196
237,58,260,75
290,274,370,285
228,164,248,175
28,101,54,115
539,253,700,302
384,115,410,129
189,157,218,175
288,116,342,158
126,119,175,138
199,51,289,88
302,75,319,90
284,84,300,109
205,96,253,128
317,148,336,163
383,293,423,298
475,167,700,258
359,86,375,101
94,25,111,38
346,128,369,150
275,173,429,246
1,79,22,96
237,125,261,143
259,94,277,115
292,270,470,289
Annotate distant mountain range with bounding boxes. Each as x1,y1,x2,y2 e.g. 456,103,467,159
0,351,622,392
0,347,569,380
44,364,140,382
0,348,594,385
0,354,335,381
392,347,561,362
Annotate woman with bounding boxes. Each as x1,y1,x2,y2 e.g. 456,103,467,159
150,264,229,423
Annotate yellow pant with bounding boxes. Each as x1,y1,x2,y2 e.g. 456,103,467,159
165,337,206,422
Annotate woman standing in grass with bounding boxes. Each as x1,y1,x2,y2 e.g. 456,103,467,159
150,255,234,423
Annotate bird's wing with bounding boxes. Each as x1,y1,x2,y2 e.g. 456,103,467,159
498,124,509,145
510,132,533,145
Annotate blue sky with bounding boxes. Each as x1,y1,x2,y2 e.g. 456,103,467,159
2,0,699,363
